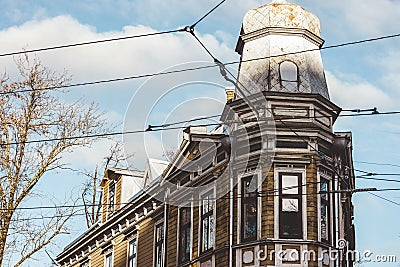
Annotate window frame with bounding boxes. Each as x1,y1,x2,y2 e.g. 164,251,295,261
104,251,113,267
178,205,192,264
127,237,137,267
279,60,299,92
278,172,303,239
319,175,331,243
154,220,164,267
240,173,259,243
200,190,215,253
107,181,116,217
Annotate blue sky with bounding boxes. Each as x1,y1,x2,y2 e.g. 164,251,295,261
0,0,399,266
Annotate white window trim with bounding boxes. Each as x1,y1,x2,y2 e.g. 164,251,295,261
126,234,137,267
274,166,307,240
274,243,309,267
318,247,334,267
198,189,216,254
104,249,113,267
176,201,193,265
236,170,262,243
153,218,164,267
317,171,333,244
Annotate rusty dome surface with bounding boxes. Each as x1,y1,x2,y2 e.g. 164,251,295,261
242,0,321,36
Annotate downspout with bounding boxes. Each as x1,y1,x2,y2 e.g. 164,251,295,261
229,159,234,267
163,191,168,266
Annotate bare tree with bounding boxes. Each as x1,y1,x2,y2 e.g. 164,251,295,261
0,54,108,266
81,141,133,228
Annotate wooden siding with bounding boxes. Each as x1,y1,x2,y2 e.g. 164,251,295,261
137,216,156,267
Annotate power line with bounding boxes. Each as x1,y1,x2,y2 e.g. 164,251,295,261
3,107,400,126
357,176,400,183
368,192,400,207
0,64,217,95
0,122,222,147
9,212,87,222
1,33,399,96
0,0,226,59
355,160,400,168
1,104,400,147
190,0,226,28
225,33,400,67
8,185,400,221
354,169,400,176
0,29,185,58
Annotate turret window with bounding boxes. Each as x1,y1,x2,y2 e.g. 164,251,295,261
178,207,191,264
279,173,303,239
320,178,330,242
241,175,258,242
279,61,299,92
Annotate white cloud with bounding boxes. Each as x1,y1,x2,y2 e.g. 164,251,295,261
303,0,400,38
326,71,395,110
0,15,237,81
0,15,237,170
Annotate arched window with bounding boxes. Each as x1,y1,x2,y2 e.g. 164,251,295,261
279,61,299,92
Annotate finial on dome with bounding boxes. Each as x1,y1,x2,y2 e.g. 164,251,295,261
271,0,288,4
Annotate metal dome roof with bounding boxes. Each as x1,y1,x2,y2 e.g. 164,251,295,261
242,1,321,36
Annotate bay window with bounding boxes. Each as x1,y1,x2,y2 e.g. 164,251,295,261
279,173,302,239
179,207,191,264
154,221,164,267
320,178,330,242
201,191,214,252
241,175,258,242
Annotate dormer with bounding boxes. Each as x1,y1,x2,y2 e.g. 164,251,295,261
161,126,230,195
100,168,144,222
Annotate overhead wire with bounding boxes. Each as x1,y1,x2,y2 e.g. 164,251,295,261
7,184,400,221
224,33,400,67
367,192,400,207
0,0,227,58
0,33,399,96
354,168,400,176
0,122,222,146
355,160,400,168
0,29,185,58
357,176,400,183
190,0,226,28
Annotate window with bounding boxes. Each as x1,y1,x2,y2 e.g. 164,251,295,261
241,175,258,242
279,173,302,239
128,238,137,267
178,207,191,264
104,252,113,267
279,61,298,92
201,191,214,252
216,146,225,163
154,222,164,267
80,260,90,267
320,178,330,242
108,182,115,216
